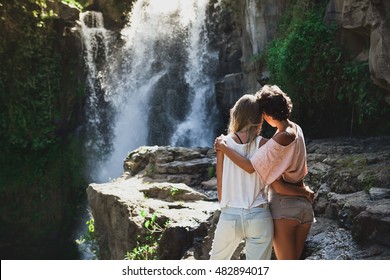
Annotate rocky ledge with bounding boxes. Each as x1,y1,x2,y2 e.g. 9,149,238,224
87,137,390,260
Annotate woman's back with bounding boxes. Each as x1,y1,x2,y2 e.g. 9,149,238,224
220,134,267,209
250,123,307,185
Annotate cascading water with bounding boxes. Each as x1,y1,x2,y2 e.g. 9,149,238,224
80,0,218,183
79,11,115,181
169,0,218,147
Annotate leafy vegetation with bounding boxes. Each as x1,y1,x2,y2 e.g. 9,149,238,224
264,0,390,137
125,210,169,260
169,186,180,197
0,0,87,258
61,0,83,11
208,166,216,178
76,218,99,259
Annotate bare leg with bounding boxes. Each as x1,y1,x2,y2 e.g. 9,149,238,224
295,223,311,259
273,219,300,260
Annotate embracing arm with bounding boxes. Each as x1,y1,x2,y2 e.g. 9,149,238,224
271,178,314,202
216,150,224,202
214,136,255,173
269,130,314,200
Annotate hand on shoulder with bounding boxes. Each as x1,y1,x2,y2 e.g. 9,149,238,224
214,134,227,152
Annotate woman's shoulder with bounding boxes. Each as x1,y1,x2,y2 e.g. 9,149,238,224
272,131,295,146
258,136,267,148
272,122,300,146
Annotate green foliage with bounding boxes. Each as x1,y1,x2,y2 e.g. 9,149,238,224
338,61,388,133
265,0,390,137
76,218,99,259
208,166,216,178
125,210,168,260
0,135,87,257
169,186,180,197
0,1,60,150
362,174,376,193
0,0,87,258
61,0,84,11
125,242,157,260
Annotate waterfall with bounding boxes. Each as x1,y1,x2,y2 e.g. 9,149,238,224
169,0,218,147
78,11,115,181
80,0,218,183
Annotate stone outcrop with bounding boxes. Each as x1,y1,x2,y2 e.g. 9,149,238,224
325,0,390,97
87,177,219,259
47,0,80,22
86,0,133,29
87,137,390,260
87,146,219,260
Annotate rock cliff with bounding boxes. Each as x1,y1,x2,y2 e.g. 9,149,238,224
325,0,390,94
213,0,289,120
87,137,390,259
213,0,390,122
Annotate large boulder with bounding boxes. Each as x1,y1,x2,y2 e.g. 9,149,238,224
87,176,219,260
87,146,219,260
352,199,390,246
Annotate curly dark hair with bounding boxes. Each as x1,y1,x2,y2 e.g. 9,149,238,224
255,85,292,121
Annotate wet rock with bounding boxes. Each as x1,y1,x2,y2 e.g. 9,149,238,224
352,199,390,246
313,183,331,214
86,0,133,30
305,217,359,259
305,137,390,258
157,227,192,260
305,217,390,259
369,187,390,200
324,191,371,228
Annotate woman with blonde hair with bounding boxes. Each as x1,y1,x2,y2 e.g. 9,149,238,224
210,94,273,260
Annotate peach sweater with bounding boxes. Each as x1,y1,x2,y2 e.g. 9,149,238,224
250,124,307,186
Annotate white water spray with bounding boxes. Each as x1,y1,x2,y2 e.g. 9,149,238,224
169,0,218,147
80,0,218,182
79,12,112,156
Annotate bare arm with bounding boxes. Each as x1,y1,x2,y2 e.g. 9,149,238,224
216,150,224,202
214,136,255,173
271,178,314,202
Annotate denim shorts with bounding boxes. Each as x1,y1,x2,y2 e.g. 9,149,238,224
269,193,315,224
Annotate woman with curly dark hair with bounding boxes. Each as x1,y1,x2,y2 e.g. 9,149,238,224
214,85,315,260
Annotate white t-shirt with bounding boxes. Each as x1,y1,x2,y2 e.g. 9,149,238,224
219,134,268,209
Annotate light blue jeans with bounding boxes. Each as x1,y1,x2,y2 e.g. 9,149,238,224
209,206,274,260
